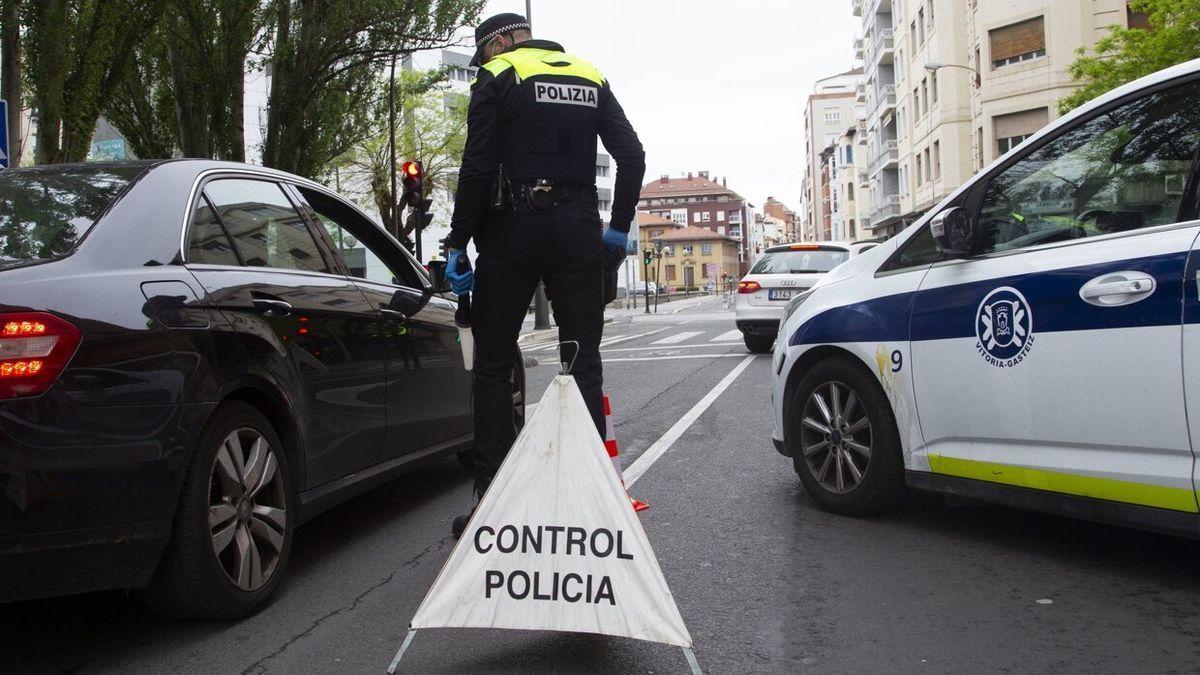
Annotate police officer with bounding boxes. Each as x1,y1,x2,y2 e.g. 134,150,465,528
444,13,645,537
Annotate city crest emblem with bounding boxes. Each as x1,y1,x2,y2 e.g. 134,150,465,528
975,286,1034,367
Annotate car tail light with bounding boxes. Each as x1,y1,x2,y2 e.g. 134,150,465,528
0,312,82,399
738,281,762,294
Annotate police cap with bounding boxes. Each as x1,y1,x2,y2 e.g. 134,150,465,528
470,12,530,67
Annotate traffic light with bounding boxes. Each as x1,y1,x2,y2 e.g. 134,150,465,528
642,249,652,267
400,160,423,208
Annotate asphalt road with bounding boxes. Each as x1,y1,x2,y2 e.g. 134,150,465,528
5,294,1200,674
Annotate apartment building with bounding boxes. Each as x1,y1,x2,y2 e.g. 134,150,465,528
761,197,800,242
801,69,861,241
650,226,742,290
750,213,788,257
851,0,1138,239
638,171,754,272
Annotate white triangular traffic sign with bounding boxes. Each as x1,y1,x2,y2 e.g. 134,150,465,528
410,375,693,647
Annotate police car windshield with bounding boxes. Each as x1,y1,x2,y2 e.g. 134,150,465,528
750,249,849,274
0,165,145,270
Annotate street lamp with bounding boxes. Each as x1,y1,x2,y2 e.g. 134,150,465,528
923,62,980,88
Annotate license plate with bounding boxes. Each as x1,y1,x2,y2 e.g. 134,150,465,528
768,289,796,301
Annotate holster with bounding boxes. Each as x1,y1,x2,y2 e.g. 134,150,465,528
491,164,511,213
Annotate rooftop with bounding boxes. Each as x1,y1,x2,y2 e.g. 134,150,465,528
636,212,683,227
640,172,743,200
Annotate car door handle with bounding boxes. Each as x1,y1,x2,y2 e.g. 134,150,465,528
379,307,408,322
1079,272,1156,307
252,298,293,316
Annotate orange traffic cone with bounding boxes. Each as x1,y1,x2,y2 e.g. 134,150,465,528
604,394,649,512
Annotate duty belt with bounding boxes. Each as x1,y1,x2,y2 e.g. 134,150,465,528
514,179,597,211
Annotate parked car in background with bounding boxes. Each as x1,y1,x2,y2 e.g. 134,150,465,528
0,160,523,619
734,242,873,353
772,59,1200,537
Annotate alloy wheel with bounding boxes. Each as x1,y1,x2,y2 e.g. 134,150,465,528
208,427,288,592
799,381,873,494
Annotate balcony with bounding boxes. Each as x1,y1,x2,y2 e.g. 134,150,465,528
857,169,870,189
867,84,896,126
852,0,863,17
870,194,901,222
871,29,894,64
853,36,864,60
868,139,899,176
855,82,866,103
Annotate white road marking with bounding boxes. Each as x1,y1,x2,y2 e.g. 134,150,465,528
624,354,758,486
602,343,741,354
651,331,704,345
605,353,747,363
710,329,741,342
600,327,669,347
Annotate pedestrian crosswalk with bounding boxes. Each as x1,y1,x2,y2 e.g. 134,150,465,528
520,324,749,353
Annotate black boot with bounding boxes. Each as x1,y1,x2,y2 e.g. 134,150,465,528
451,489,483,540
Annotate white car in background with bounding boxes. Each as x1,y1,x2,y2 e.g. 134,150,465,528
734,242,877,353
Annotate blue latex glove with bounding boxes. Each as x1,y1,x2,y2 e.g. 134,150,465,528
446,249,474,295
601,227,628,256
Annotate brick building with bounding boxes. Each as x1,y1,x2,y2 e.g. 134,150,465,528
638,171,754,273
761,197,800,242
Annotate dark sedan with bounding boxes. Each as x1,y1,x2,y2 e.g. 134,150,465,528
0,160,521,619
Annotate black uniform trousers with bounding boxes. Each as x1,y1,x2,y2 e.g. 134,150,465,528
470,195,606,494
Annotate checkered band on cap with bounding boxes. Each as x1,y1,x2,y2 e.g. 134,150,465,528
476,22,530,47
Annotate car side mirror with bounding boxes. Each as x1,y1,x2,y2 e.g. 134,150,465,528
930,207,974,258
428,259,450,293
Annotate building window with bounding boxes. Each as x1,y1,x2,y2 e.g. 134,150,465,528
899,163,908,196
976,126,985,168
897,48,905,80
912,87,920,120
599,200,612,211
910,21,917,50
897,107,907,139
701,243,712,255
701,212,711,222
596,165,609,178
671,211,687,225
930,71,938,103
665,265,676,281
928,0,934,29
824,109,841,124
693,212,702,223
847,183,855,201
923,147,931,182
921,79,929,115
933,141,941,179
682,244,694,255
916,154,923,186
717,211,725,222
990,16,1046,69
918,7,925,43
994,107,1049,155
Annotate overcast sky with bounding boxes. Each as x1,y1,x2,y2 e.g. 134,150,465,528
462,0,861,212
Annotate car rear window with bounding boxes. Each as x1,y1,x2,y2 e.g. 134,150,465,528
0,165,145,270
750,248,849,274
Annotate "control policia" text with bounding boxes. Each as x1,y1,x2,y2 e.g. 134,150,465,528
474,524,633,605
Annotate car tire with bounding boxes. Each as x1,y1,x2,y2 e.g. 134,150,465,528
457,358,526,468
142,402,295,620
788,356,905,516
744,333,774,353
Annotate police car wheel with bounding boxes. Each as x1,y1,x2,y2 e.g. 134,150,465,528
744,334,774,353
789,357,904,516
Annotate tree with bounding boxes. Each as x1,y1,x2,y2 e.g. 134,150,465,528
1059,0,1200,115
23,0,166,164
104,0,269,160
334,68,467,247
1,0,24,164
261,0,483,178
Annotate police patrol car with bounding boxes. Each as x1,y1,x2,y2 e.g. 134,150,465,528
771,59,1200,538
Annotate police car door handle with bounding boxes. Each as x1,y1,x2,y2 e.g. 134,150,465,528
1079,272,1156,307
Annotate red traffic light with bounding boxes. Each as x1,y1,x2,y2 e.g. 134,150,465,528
401,160,422,179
